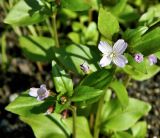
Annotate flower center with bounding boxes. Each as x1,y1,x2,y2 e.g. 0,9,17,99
110,52,116,58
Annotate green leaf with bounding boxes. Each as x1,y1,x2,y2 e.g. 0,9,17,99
139,4,160,26
98,8,119,39
112,131,134,138
125,54,147,74
123,26,148,44
119,4,140,23
155,51,160,60
5,91,54,116
131,121,147,138
52,60,73,96
123,58,160,81
132,27,160,56
110,80,129,108
71,86,103,102
68,32,80,44
4,0,51,26
61,0,91,11
19,36,55,62
64,117,92,138
111,0,127,16
55,44,100,74
80,68,114,89
54,102,70,113
21,114,70,138
101,98,151,132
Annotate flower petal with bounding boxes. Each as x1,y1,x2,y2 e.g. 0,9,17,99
99,55,112,67
29,88,38,97
148,54,157,65
113,39,127,55
98,41,112,55
113,55,128,67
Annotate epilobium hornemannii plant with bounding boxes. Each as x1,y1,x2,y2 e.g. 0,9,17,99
4,0,160,138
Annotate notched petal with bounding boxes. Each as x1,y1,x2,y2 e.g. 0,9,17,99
29,88,38,97
99,55,112,67
113,39,127,55
113,55,128,67
98,41,112,55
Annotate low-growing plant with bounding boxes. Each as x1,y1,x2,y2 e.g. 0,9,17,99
1,0,160,138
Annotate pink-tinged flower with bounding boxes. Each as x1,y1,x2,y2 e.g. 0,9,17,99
148,54,157,65
134,53,143,63
29,84,50,101
98,39,128,67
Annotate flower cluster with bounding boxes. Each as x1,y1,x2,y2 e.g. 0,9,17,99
134,53,157,65
98,39,157,67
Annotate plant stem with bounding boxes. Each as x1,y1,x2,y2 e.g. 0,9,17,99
124,75,131,87
1,33,8,70
69,106,77,138
46,19,54,38
94,93,105,138
53,12,60,48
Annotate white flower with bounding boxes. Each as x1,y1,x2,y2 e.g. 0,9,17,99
98,39,128,67
29,84,50,101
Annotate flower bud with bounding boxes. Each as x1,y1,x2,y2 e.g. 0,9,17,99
134,53,143,63
80,62,90,74
148,54,157,65
61,110,68,119
60,96,67,105
45,105,54,115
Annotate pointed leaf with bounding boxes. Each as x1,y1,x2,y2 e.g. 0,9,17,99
61,0,91,11
55,44,100,74
19,36,55,62
80,68,114,89
110,80,129,108
52,60,73,96
71,86,103,102
101,98,151,132
5,91,54,116
20,114,70,138
4,0,51,26
98,8,119,39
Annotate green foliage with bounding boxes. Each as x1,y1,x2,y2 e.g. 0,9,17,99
71,86,103,102
80,68,114,89
52,60,73,96
101,98,151,132
132,27,160,56
21,114,70,138
64,117,92,138
55,44,100,74
5,91,54,116
110,80,129,108
131,121,147,138
19,36,55,62
61,0,91,11
98,7,119,39
4,0,51,26
123,57,160,81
